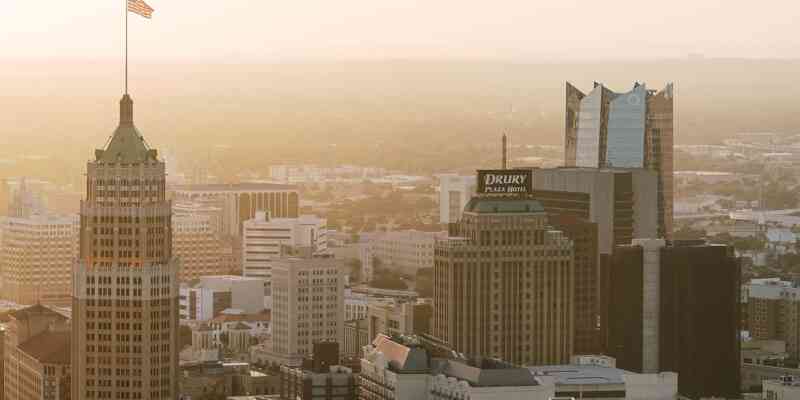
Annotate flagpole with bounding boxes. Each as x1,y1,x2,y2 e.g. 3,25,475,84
124,0,128,94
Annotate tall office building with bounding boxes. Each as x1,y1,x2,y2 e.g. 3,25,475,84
242,212,327,284
433,197,575,365
547,214,600,355
0,214,78,306
269,254,345,367
607,239,740,399
532,166,658,255
71,95,180,400
564,82,674,239
172,213,227,281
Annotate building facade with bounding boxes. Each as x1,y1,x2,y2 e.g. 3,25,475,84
71,94,180,400
607,239,740,400
745,278,800,360
242,212,327,284
280,342,356,400
528,356,678,400
171,183,299,238
564,82,674,239
360,230,444,278
548,214,601,355
433,197,575,365
763,377,800,400
437,174,476,225
0,214,78,307
269,255,345,367
172,213,228,281
530,167,658,255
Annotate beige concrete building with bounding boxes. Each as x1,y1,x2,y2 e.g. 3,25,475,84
268,255,345,367
365,300,431,341
343,319,369,359
433,197,575,366
171,183,299,238
70,94,180,400
0,214,78,307
359,230,444,281
747,279,800,359
242,212,327,285
172,213,228,281
3,304,71,400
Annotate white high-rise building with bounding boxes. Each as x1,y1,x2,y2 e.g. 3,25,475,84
359,230,444,280
242,212,327,283
269,255,345,367
437,174,476,224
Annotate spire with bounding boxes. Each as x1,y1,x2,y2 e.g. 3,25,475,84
120,94,134,125
94,94,157,163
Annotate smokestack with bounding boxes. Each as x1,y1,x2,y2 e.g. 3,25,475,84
502,133,508,170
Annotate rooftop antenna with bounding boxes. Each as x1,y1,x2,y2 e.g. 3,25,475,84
502,133,508,170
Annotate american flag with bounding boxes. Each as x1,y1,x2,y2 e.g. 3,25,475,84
128,0,154,19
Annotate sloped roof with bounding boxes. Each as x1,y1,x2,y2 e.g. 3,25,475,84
9,303,66,322
18,330,70,365
95,95,157,164
372,335,430,372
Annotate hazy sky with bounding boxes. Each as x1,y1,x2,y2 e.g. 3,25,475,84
2,1,799,61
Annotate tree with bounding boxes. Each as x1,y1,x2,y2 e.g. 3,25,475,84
347,259,362,282
369,276,408,290
416,268,433,297
179,325,192,349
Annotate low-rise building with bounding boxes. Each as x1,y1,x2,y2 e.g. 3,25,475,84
359,335,555,400
527,356,678,400
763,376,800,400
280,342,357,400
2,304,71,400
179,275,266,319
179,361,280,399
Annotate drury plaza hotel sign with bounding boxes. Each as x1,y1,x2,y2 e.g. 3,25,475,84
477,169,533,195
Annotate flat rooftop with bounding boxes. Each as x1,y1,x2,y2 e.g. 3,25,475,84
172,182,297,192
527,364,630,386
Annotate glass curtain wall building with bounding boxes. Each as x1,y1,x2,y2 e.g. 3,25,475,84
565,82,674,239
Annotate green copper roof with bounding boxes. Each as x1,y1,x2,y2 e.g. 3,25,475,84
95,95,157,163
464,197,545,214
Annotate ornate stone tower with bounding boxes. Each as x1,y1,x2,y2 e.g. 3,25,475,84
71,94,180,400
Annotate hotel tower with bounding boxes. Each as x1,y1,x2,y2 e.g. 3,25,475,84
71,94,180,400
